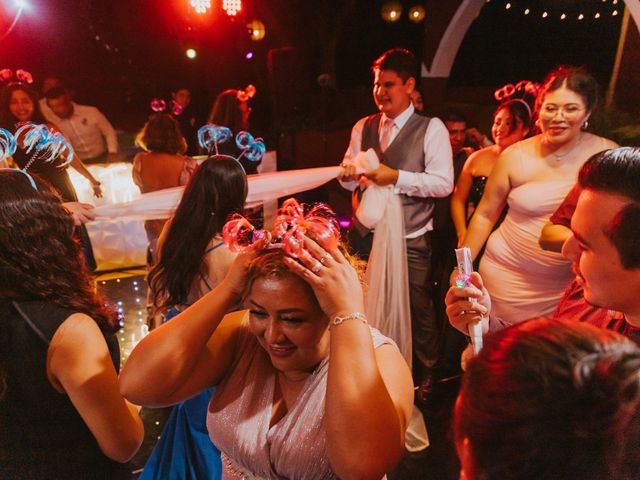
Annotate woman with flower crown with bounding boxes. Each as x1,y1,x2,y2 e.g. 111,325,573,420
458,66,617,324
120,198,414,480
451,92,533,249
0,81,102,201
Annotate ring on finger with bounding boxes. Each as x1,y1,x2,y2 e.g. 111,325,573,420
311,261,323,274
319,253,332,265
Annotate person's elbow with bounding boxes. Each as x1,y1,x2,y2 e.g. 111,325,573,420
100,420,144,463
332,451,402,480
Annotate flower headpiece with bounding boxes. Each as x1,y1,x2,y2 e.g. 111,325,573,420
0,127,38,190
12,123,74,171
222,198,340,258
197,124,265,164
0,68,33,85
494,80,540,118
236,84,256,102
150,98,183,116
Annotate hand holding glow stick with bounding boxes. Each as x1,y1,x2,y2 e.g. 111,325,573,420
454,247,483,354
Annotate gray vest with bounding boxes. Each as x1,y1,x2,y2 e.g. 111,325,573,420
360,112,434,235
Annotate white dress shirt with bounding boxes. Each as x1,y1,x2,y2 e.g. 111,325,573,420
341,104,454,237
44,102,118,160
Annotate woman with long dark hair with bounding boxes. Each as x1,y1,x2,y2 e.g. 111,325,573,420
0,169,143,478
148,155,248,316
1,82,102,269
141,155,247,480
207,88,260,174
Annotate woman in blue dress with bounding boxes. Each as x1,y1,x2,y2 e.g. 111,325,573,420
141,155,247,479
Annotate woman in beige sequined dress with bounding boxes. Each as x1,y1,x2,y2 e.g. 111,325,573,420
121,206,414,480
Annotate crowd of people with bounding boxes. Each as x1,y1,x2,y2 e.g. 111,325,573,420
1,45,640,480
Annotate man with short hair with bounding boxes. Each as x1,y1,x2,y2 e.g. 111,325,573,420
39,74,64,120
447,147,640,341
339,48,454,394
45,87,120,164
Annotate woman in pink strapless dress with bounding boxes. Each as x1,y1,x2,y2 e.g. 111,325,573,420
460,66,617,324
120,200,414,480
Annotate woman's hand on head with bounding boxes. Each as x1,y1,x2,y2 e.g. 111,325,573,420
283,237,364,319
221,236,270,298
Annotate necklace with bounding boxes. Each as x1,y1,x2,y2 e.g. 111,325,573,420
548,133,583,160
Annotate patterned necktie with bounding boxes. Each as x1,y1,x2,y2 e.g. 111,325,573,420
379,118,395,152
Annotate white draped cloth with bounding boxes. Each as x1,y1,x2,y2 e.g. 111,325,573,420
93,166,341,221
348,149,412,367
347,148,426,452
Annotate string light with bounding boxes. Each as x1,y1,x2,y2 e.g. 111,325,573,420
222,0,242,16
190,0,211,14
408,5,426,23
510,1,619,21
381,1,402,22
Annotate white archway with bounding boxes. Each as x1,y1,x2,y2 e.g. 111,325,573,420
422,0,640,79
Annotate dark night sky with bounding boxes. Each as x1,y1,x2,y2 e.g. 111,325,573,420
0,0,625,131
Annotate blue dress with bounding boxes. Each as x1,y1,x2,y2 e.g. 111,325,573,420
141,242,225,480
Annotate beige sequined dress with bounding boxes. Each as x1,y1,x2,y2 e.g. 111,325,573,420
207,321,393,479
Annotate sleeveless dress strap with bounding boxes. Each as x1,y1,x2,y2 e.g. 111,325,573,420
11,301,51,346
199,241,225,291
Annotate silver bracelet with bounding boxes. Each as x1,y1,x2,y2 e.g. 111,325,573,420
331,312,368,329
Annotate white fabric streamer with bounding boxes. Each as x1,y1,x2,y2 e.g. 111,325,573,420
93,166,341,221
347,149,412,367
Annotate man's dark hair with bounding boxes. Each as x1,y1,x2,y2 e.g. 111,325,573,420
44,86,70,100
578,147,640,269
443,111,468,125
372,48,418,83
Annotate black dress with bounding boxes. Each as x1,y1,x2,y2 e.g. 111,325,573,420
0,300,129,479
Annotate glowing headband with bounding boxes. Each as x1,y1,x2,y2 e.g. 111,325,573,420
0,128,37,190
150,98,183,116
494,80,539,118
222,198,340,258
236,84,256,102
197,124,265,164
14,123,74,172
0,68,34,85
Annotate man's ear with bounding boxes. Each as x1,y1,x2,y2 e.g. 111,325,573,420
405,76,416,93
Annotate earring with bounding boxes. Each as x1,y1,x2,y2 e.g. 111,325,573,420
582,120,589,130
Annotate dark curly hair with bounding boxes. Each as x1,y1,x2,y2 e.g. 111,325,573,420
148,156,247,311
455,318,640,480
135,113,187,155
0,170,116,332
0,83,47,130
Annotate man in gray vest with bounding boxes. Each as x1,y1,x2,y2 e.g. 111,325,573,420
339,48,454,398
